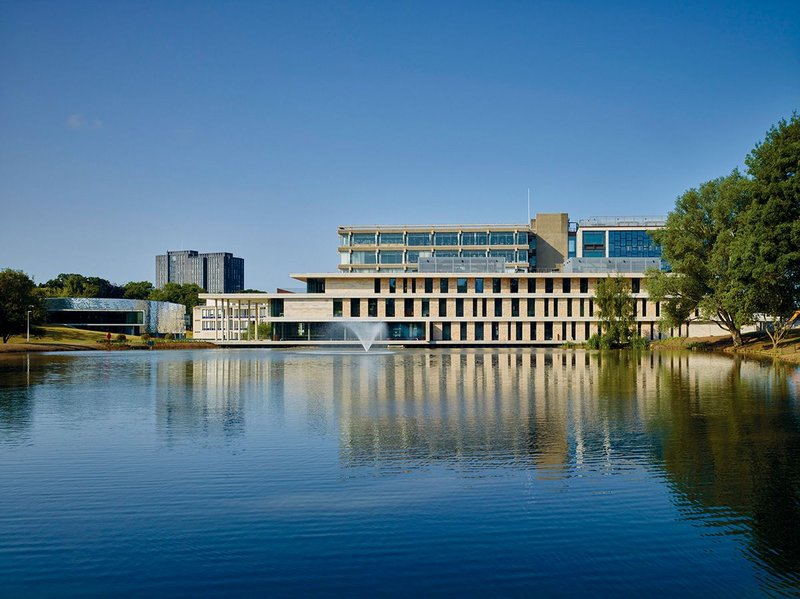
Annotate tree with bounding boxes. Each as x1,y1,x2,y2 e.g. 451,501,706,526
123,281,154,300
42,273,123,298
593,275,636,348
729,115,800,348
647,172,754,346
149,283,203,313
0,269,43,343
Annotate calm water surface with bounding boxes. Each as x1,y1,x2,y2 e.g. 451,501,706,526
1,349,798,596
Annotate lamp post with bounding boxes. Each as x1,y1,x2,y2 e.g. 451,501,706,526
27,306,33,343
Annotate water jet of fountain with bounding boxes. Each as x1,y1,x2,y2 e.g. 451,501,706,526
343,321,386,352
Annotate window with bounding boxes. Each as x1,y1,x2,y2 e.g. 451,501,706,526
351,251,377,264
494,298,503,317
489,250,515,262
582,231,606,257
473,299,478,317
379,251,403,264
482,298,487,318
475,322,484,341
407,233,432,246
562,279,571,293
527,279,536,293
434,232,459,245
440,278,449,293
567,299,572,317
589,299,594,317
271,299,284,317
442,322,451,341
492,278,501,293
510,279,519,293
544,299,549,317
544,322,553,341
656,301,660,317
475,278,484,293
436,250,459,257
545,278,553,293
527,298,535,317
385,299,395,317
553,299,559,317
411,279,417,293
307,278,325,293
333,299,343,317
352,233,376,245
439,299,447,317
631,278,641,293
350,298,361,317
424,278,433,293
511,298,519,317
530,322,537,340
379,232,404,245
492,323,500,341
462,232,488,245
516,322,523,340
368,298,378,317
580,278,588,293
489,231,515,245
516,232,529,245
405,299,414,317
457,278,468,293
456,298,464,317
389,278,396,293
374,278,381,293
402,278,407,293
422,299,430,317
460,322,467,340
579,299,584,317
462,250,486,257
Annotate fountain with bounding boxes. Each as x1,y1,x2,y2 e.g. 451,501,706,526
343,321,386,352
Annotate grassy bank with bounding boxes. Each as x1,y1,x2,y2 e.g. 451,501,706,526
1,326,215,353
652,330,800,364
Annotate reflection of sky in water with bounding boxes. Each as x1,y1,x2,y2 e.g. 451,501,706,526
0,349,798,596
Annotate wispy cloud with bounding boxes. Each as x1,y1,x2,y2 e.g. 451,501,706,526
66,114,102,130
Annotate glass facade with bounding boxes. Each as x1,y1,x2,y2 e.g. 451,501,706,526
608,230,661,257
407,233,432,246
352,233,376,245
434,232,459,245
461,232,488,245
489,232,515,245
351,251,377,264
379,251,403,264
378,233,404,245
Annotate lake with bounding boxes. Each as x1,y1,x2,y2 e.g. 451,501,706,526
1,349,798,596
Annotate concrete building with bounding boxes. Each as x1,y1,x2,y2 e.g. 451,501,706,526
156,250,244,293
189,211,731,346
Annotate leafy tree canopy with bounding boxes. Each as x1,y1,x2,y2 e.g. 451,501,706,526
149,283,203,313
593,275,636,348
123,281,154,300
0,269,44,343
41,273,124,299
647,172,754,345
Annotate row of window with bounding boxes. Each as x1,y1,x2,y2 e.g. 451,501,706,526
331,297,659,319
370,277,642,294
345,249,529,265
581,230,662,258
432,320,660,342
343,231,530,247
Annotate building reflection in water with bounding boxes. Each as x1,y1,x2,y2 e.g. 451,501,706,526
0,348,797,589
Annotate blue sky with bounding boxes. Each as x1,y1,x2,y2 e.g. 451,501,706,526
1,0,798,290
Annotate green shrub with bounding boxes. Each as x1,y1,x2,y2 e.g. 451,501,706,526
164,333,175,341
629,335,648,350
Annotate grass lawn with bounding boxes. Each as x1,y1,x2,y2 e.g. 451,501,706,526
652,329,800,364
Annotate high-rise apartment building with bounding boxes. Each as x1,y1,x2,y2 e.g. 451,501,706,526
156,250,244,293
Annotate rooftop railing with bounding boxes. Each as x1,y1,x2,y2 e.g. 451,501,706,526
577,216,667,227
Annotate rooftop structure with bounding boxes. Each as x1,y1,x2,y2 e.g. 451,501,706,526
338,213,665,274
